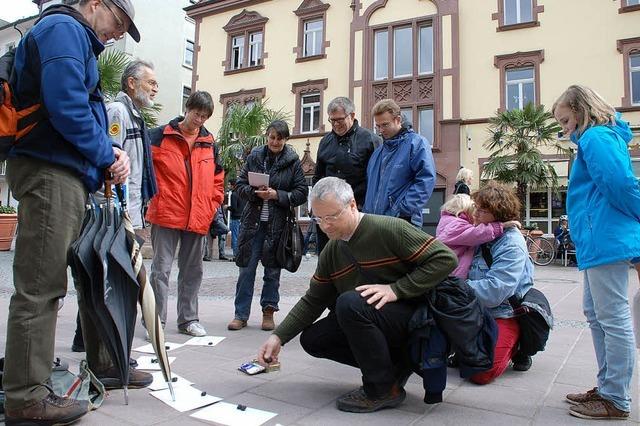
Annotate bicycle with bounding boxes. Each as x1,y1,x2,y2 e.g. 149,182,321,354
523,230,555,266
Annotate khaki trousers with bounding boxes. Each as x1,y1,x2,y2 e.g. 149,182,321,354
3,157,111,410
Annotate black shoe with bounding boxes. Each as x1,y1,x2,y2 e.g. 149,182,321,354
203,256,212,262
4,392,89,426
71,343,85,353
512,353,532,371
447,352,459,368
219,255,230,261
96,366,153,390
336,385,406,413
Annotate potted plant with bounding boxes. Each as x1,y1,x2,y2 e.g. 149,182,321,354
0,204,18,251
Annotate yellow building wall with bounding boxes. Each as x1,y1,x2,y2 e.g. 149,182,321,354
458,0,640,183
195,0,353,157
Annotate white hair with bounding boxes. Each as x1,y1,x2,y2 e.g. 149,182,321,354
309,177,354,209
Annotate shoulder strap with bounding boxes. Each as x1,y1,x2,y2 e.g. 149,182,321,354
339,241,378,284
480,243,493,268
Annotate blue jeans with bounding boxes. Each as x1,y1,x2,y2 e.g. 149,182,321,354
230,219,240,257
583,261,636,412
233,222,281,320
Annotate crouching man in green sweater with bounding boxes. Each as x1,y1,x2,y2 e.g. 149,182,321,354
257,177,457,413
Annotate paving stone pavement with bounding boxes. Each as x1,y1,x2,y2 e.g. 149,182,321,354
0,249,638,425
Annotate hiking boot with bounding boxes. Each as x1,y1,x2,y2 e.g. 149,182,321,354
227,319,247,331
262,307,276,331
96,366,153,390
179,322,207,337
512,352,532,371
566,387,604,405
4,392,89,426
569,399,630,420
336,384,406,413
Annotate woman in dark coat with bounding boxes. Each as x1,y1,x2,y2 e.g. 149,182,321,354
453,167,472,195
228,121,307,331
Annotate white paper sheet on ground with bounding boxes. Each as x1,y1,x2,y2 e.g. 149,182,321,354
190,401,277,426
148,372,193,391
248,172,270,188
135,355,176,371
150,385,222,412
183,336,226,347
133,342,184,354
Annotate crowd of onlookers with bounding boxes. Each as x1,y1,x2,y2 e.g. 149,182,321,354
0,0,638,424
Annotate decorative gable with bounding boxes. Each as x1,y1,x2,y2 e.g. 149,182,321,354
223,9,269,33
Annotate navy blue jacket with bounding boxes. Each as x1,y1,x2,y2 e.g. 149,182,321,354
10,5,115,192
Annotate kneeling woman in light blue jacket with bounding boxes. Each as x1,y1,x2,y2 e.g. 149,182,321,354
466,181,534,385
553,85,640,420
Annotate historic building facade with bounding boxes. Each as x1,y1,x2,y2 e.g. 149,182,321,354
186,0,640,233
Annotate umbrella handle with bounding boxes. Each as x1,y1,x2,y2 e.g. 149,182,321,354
115,184,127,210
104,170,113,199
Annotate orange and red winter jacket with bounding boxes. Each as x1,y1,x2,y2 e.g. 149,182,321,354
145,117,224,235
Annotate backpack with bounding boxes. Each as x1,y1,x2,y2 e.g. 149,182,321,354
0,357,105,416
480,244,553,356
0,48,45,162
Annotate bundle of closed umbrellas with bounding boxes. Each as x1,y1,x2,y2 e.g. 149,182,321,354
68,176,175,404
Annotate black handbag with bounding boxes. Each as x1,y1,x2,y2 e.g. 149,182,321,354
276,206,303,272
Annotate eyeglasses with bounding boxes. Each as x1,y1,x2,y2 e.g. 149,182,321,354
188,110,211,121
328,116,348,125
374,120,395,131
102,1,125,34
311,205,349,224
136,78,159,89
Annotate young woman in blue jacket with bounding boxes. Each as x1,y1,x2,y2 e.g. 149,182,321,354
553,85,640,421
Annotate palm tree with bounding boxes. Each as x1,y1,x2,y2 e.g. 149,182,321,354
216,101,290,179
97,49,162,127
482,103,569,217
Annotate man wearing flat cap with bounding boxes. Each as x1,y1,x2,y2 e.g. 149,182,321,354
2,1,146,424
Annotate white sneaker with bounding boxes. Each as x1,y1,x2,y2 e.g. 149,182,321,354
180,322,206,337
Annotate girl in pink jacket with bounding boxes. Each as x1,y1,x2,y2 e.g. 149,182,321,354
436,194,520,279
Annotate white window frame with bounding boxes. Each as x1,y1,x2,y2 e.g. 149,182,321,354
504,0,533,25
506,67,535,110
303,19,323,57
393,26,413,79
631,52,640,105
182,86,191,115
374,30,389,81
184,39,194,68
301,93,320,134
231,35,245,70
248,31,263,67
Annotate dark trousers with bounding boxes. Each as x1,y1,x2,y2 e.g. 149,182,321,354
299,291,415,397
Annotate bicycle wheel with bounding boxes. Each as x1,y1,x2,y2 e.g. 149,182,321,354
528,237,555,266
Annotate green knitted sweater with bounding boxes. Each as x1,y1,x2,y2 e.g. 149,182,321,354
274,214,458,344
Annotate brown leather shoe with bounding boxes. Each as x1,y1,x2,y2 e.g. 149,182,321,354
569,399,630,420
4,392,89,426
336,384,406,413
565,387,603,405
227,319,247,331
261,307,276,331
96,366,153,390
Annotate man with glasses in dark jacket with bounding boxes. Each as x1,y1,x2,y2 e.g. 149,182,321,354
313,97,381,253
